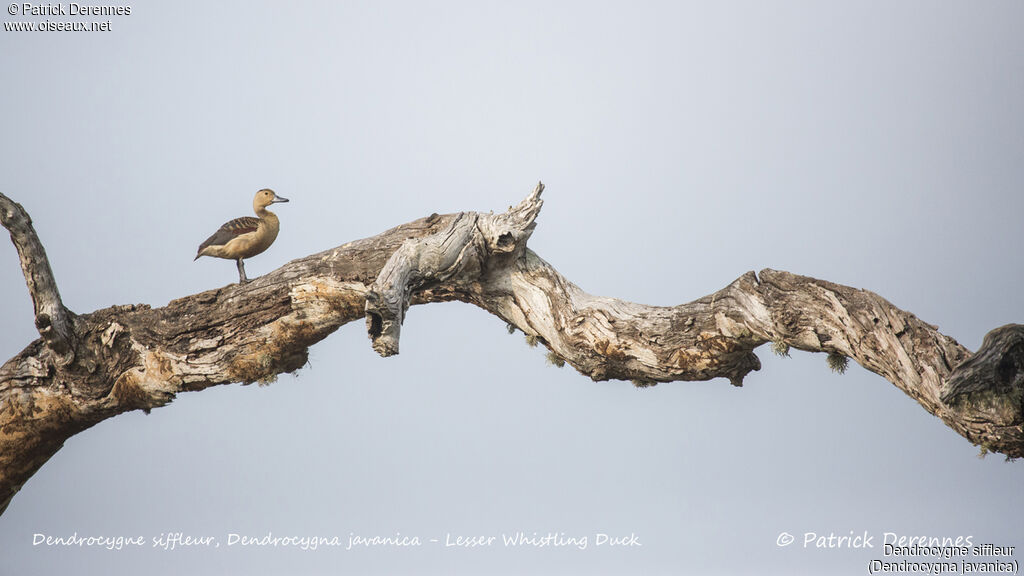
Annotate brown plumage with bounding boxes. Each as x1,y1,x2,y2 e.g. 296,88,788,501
195,188,289,284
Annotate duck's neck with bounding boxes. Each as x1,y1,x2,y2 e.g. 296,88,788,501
255,206,278,221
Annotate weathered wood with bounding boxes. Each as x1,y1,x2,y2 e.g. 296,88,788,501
1,184,1021,516
941,324,1024,449
367,182,545,356
0,193,75,359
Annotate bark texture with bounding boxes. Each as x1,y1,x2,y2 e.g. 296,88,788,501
0,194,75,359
1,186,1021,515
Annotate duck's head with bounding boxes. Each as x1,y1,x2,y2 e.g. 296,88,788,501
254,188,289,211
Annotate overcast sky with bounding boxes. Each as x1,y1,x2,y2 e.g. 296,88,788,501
2,2,1023,574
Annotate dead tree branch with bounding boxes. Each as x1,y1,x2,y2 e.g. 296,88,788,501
0,193,75,360
1,184,1021,516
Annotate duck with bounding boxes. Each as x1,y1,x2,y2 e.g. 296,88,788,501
195,188,289,284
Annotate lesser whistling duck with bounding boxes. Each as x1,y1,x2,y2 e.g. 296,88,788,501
194,188,289,284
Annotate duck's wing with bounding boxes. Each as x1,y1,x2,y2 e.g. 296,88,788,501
196,216,260,256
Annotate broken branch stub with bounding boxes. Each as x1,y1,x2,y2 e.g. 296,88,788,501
0,192,75,360
365,182,545,356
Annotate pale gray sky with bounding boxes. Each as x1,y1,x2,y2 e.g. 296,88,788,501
2,1,1022,574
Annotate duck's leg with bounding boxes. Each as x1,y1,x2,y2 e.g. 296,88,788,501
236,258,249,284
